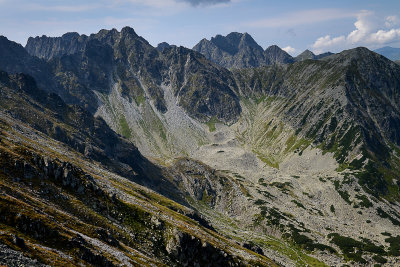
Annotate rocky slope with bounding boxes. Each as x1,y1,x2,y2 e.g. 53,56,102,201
233,48,400,198
1,27,400,266
192,32,293,68
0,70,275,266
10,29,238,159
21,28,241,123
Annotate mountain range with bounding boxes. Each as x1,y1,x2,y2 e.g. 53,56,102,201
0,27,400,266
192,32,333,69
374,46,400,61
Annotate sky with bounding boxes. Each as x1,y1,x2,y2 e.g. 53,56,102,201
0,0,399,56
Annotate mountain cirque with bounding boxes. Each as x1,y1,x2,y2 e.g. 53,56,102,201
0,27,399,266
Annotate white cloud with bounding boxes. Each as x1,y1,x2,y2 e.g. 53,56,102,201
368,29,400,44
244,9,356,28
282,46,296,55
312,11,400,54
347,10,378,44
312,35,346,54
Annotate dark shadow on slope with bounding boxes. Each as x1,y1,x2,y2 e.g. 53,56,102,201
0,70,189,207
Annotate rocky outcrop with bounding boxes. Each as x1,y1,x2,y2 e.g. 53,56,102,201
156,42,176,51
25,32,88,60
0,243,47,267
165,228,238,266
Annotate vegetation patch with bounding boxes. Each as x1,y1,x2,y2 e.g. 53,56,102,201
330,205,335,213
291,200,306,209
119,114,132,139
205,116,221,132
333,180,351,204
376,207,400,226
327,233,385,263
284,225,336,254
355,194,373,208
270,181,292,193
385,235,400,256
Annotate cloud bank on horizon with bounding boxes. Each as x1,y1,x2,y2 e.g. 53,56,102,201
312,11,400,54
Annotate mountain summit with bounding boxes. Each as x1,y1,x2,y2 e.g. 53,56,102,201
294,49,334,61
193,32,293,68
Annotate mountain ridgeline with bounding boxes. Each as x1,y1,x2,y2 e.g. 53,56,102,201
16,28,241,124
0,27,400,266
192,32,333,69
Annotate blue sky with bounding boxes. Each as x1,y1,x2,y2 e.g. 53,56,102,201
0,0,399,55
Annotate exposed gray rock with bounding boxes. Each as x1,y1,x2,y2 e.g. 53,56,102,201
193,32,294,68
0,243,47,267
165,228,238,266
25,32,88,60
156,42,176,51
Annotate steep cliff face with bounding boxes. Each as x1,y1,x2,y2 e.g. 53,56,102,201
25,32,88,60
160,46,240,123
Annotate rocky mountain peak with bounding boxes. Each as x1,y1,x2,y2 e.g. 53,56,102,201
61,32,81,40
295,49,335,61
157,42,176,51
264,45,294,64
0,36,26,56
193,32,295,68
121,26,137,37
295,49,316,61
210,33,240,55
